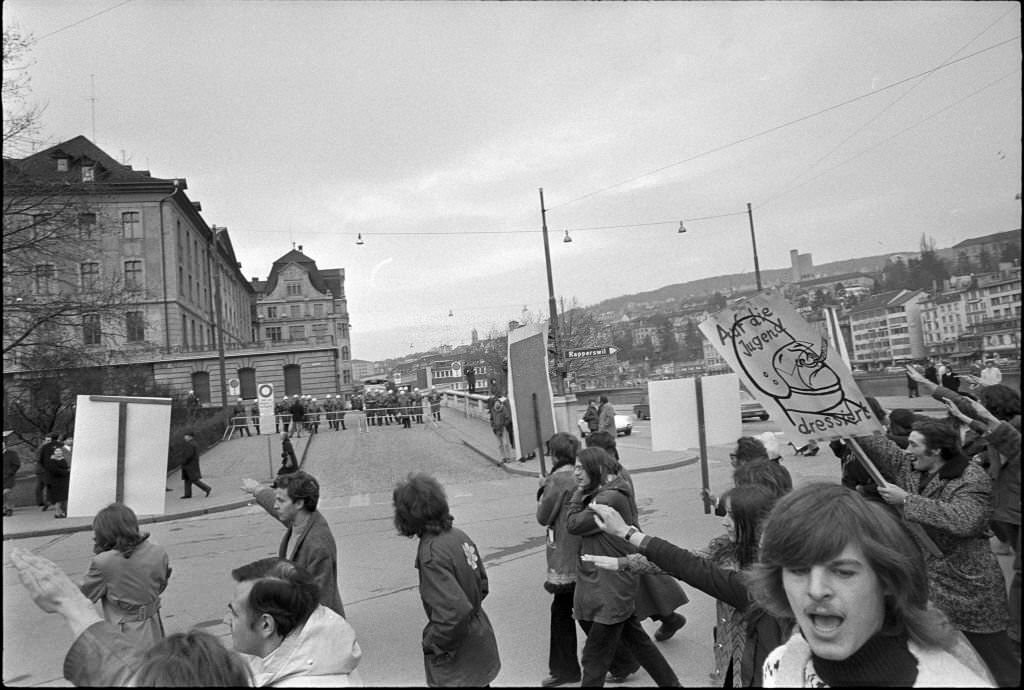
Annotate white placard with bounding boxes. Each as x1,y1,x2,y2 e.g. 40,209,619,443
257,382,275,434
67,395,172,517
649,374,741,451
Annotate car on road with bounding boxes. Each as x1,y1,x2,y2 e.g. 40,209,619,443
578,414,633,437
740,390,769,421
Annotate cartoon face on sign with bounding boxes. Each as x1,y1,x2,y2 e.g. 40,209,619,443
700,294,880,439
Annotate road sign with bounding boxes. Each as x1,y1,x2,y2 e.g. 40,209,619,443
257,383,275,435
565,346,619,359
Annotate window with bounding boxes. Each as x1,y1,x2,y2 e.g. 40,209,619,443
80,262,99,290
82,165,95,182
83,314,101,345
266,326,282,342
34,264,55,294
238,368,257,399
182,315,188,347
314,303,324,317
266,306,277,318
124,260,143,290
343,369,352,384
286,282,301,296
289,304,300,318
288,325,305,340
191,371,211,403
122,211,142,238
341,345,350,360
126,311,145,342
283,364,302,396
78,212,97,239
56,158,69,172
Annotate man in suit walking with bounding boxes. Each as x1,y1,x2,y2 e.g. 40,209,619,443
180,431,212,499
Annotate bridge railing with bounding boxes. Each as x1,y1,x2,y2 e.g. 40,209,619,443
441,389,493,423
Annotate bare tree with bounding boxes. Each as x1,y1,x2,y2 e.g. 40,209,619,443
3,26,45,157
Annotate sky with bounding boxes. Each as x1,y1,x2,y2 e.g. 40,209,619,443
5,1,1021,360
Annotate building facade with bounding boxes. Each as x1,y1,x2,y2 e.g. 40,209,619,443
848,289,927,369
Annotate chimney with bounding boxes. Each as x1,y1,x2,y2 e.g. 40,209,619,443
298,245,303,252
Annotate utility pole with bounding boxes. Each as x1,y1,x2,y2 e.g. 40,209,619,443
539,188,563,396
747,202,762,291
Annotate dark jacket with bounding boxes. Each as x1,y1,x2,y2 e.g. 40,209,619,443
567,476,638,624
536,465,582,590
255,487,345,617
583,406,599,432
857,433,1008,634
180,438,202,481
280,437,298,472
416,527,501,687
642,535,789,687
42,451,70,502
3,448,20,490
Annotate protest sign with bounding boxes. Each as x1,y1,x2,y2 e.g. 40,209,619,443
649,374,741,451
508,323,556,468
699,291,883,441
67,395,172,517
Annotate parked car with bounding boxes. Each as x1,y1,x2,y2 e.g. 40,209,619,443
578,414,633,437
740,390,769,421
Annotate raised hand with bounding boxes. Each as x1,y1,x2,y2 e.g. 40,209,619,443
589,503,630,538
941,398,973,425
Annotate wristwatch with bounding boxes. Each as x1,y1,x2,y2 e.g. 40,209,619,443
624,526,638,541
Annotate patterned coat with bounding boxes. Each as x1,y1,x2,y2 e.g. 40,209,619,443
536,465,582,590
857,434,1008,634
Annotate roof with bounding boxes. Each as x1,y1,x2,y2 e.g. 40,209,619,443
798,272,875,288
847,290,903,315
10,135,181,188
259,249,345,298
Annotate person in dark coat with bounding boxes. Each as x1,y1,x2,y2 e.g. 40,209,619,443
567,448,679,686
924,360,939,384
242,470,345,617
179,432,211,499
35,433,58,510
279,432,298,475
4,431,21,516
393,472,500,687
43,445,71,518
941,366,961,393
289,395,305,437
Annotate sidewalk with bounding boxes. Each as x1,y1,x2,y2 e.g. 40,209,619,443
2,432,312,541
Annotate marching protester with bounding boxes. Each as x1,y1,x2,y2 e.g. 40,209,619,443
537,432,585,687
749,483,994,687
80,503,172,649
584,484,790,688
393,472,501,687
855,419,1017,686
11,549,361,686
242,471,345,617
567,447,680,686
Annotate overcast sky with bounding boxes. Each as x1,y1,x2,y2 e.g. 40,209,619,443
6,1,1021,359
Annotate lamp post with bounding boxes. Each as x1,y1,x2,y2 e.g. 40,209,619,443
538,188,564,396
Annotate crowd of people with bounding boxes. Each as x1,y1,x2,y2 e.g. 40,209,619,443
8,364,1022,687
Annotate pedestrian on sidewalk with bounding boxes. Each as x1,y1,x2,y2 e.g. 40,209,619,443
241,471,345,617
43,445,71,518
491,396,513,463
249,400,261,435
179,431,212,499
393,472,501,687
279,432,298,475
35,432,58,510
81,503,172,651
428,387,442,422
231,399,252,438
3,431,21,516
289,395,305,437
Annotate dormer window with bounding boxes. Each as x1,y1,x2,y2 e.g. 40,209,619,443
57,158,69,172
82,165,95,182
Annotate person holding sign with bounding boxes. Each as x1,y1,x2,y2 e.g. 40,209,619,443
80,503,171,650
855,421,1017,686
749,483,994,687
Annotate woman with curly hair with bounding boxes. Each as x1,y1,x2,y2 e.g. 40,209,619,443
80,503,172,650
393,472,500,687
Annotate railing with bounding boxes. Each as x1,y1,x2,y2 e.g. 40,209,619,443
441,389,493,422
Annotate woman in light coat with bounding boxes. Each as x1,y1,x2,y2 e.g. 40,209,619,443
80,503,172,650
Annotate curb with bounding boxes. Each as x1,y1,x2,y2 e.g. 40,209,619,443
2,434,317,541
459,438,699,477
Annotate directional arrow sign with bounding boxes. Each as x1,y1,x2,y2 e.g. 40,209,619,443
565,346,619,359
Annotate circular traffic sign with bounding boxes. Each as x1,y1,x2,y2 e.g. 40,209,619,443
258,383,274,399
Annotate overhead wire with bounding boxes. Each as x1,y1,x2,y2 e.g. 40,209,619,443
544,34,1020,214
33,0,135,42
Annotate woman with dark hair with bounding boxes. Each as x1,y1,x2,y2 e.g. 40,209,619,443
131,630,253,687
856,420,1017,686
567,448,680,686
748,483,993,687
80,503,172,650
586,484,790,687
537,432,584,687
393,472,500,687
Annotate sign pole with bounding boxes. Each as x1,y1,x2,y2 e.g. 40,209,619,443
87,395,173,504
694,377,711,514
532,392,547,476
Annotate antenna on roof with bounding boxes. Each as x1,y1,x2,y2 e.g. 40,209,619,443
89,75,97,143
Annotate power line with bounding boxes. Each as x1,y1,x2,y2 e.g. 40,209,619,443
34,0,135,42
546,35,1020,213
